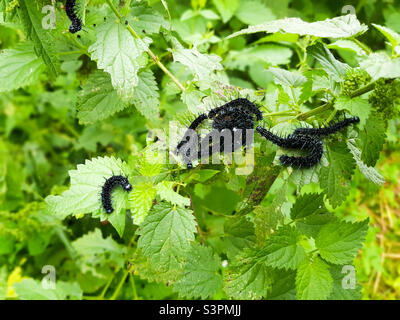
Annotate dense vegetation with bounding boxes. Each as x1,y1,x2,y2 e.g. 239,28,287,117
0,0,399,300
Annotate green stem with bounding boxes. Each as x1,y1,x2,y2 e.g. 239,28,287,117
110,269,130,300
352,38,372,55
297,80,377,121
105,0,185,92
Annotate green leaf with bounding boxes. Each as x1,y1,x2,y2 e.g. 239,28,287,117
0,42,45,92
234,0,275,26
17,0,59,77
224,216,256,260
128,4,169,35
45,157,130,234
360,53,400,80
76,71,131,124
356,113,386,167
89,21,152,99
327,39,367,56
308,43,349,82
315,219,369,264
258,225,306,270
372,24,400,50
174,244,222,299
347,139,385,185
212,0,238,23
132,69,160,120
328,265,362,300
334,96,371,129
137,202,197,271
267,270,297,300
296,214,336,239
128,182,156,225
319,142,356,208
224,249,272,299
296,257,333,300
227,14,368,39
290,193,325,220
14,279,82,300
155,181,190,207
172,47,223,81
269,67,307,87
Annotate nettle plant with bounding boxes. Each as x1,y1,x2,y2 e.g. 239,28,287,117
2,0,399,300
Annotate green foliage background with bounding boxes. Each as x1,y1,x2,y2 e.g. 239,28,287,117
0,0,399,300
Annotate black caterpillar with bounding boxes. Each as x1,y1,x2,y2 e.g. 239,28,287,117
65,0,82,33
293,117,360,137
176,97,360,169
256,127,324,168
101,175,132,214
176,98,263,168
256,117,360,168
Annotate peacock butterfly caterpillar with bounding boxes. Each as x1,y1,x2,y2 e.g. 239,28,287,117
101,175,132,214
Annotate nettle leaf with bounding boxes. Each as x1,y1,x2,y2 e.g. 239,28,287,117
0,42,45,92
296,214,336,239
360,53,400,80
72,229,127,271
128,182,156,225
258,225,306,270
308,43,349,82
372,24,400,50
155,181,190,207
172,47,223,81
328,265,362,300
128,4,169,35
45,157,130,235
224,249,272,299
347,139,385,185
290,193,325,220
296,257,333,300
14,279,82,300
327,39,367,56
254,182,287,245
315,219,369,264
136,202,197,272
132,69,160,120
224,216,256,260
174,244,222,299
212,0,239,23
269,67,307,87
17,0,60,76
267,270,297,300
76,71,131,124
334,96,371,129
356,113,386,167
227,14,367,39
89,21,152,99
319,142,356,208
234,0,275,26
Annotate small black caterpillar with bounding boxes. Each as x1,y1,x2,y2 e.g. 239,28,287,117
293,117,360,137
256,117,360,168
101,175,132,214
65,0,82,34
176,98,263,168
256,127,324,168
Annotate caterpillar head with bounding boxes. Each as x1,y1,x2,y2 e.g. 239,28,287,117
123,183,133,192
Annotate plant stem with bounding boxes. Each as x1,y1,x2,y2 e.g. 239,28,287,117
296,80,377,120
105,0,186,92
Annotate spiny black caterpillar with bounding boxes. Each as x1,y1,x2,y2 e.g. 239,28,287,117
257,117,360,168
176,98,263,169
65,0,82,33
101,175,132,214
176,96,360,169
292,117,360,137
256,127,324,168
